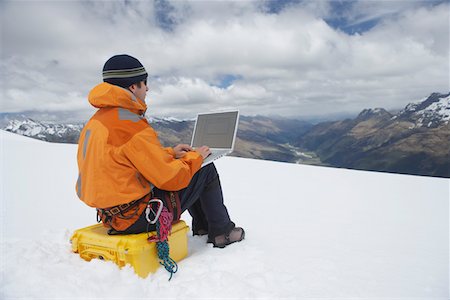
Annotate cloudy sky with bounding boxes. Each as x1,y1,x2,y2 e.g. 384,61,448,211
1,0,449,121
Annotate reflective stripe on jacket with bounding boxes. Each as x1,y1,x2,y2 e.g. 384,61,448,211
76,82,203,209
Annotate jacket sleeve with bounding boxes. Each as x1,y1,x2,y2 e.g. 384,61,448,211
123,127,203,191
164,147,175,157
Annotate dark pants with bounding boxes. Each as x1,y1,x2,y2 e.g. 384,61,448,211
125,163,234,239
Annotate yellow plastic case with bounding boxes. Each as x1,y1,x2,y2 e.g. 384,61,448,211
70,220,189,278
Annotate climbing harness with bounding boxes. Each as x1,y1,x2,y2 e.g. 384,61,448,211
146,199,178,280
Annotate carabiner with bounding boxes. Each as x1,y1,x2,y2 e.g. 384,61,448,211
145,199,163,224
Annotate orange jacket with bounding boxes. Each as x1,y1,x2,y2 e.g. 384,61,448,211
76,82,203,209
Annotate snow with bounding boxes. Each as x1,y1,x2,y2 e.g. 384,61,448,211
414,94,450,126
370,108,384,114
1,129,449,299
399,94,450,126
424,94,450,122
147,116,188,123
3,119,84,140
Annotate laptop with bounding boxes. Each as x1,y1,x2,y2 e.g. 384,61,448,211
191,110,239,167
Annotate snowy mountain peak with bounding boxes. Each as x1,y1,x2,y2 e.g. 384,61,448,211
397,92,450,127
4,118,84,143
147,116,182,123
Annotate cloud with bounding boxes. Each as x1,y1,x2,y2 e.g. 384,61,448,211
1,0,448,121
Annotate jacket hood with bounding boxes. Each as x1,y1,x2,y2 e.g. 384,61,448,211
88,82,147,114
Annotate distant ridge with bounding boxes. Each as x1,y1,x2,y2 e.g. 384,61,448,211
2,92,449,177
4,118,84,144
296,92,450,178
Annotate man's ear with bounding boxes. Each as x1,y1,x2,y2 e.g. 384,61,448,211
128,83,136,92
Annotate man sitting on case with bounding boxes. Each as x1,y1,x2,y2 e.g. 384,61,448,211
76,54,244,248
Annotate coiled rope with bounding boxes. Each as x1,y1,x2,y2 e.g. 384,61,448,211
148,207,178,280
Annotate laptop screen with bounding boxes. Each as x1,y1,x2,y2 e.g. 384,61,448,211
191,111,239,149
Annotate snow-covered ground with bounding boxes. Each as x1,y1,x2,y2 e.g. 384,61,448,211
1,129,448,299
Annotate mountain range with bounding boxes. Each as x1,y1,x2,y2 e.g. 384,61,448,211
2,117,84,144
2,92,449,177
295,92,450,177
0,113,313,164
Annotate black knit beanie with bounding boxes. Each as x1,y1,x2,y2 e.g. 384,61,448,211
102,54,148,88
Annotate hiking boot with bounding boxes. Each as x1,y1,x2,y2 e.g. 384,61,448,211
210,227,245,248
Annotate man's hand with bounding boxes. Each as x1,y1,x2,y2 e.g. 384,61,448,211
195,146,211,159
173,144,193,159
